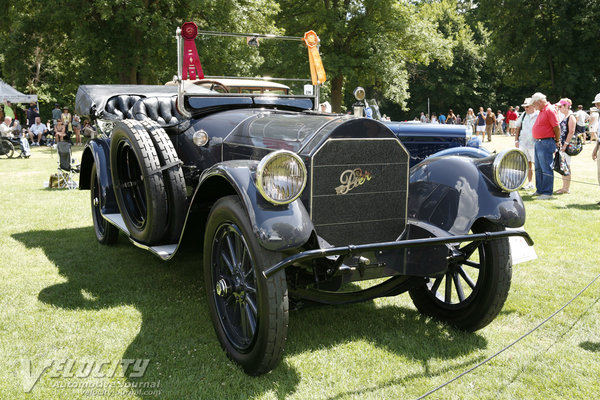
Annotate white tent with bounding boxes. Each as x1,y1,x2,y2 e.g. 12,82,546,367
0,79,37,103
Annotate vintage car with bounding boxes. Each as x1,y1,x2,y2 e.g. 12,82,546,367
75,24,533,375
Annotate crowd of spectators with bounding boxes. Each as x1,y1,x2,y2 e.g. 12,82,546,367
0,100,95,158
417,93,600,200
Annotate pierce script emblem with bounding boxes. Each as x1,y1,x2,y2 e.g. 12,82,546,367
335,168,373,195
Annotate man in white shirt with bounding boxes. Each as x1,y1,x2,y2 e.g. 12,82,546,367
574,105,590,142
29,116,47,146
1,117,30,157
515,98,539,190
0,116,12,137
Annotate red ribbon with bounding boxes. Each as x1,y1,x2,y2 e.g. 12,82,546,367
181,22,204,80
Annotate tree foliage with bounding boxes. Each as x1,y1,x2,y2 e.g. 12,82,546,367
0,0,280,118
274,0,451,112
473,0,600,107
2,0,600,120
400,0,487,119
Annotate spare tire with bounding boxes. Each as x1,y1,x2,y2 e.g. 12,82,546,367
110,120,168,244
140,120,187,243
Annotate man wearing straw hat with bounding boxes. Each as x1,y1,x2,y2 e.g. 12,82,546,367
515,97,538,190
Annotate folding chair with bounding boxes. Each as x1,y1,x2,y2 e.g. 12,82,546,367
56,141,80,189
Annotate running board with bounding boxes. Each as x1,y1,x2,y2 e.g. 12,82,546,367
103,213,178,260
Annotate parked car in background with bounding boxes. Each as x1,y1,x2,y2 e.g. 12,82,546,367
351,87,486,166
75,23,533,375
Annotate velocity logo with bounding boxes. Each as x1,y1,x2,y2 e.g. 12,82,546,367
20,358,150,392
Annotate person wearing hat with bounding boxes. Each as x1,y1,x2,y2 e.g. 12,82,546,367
515,97,539,190
61,106,72,134
531,92,560,199
52,103,62,126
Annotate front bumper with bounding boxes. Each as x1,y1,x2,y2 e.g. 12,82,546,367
263,230,534,279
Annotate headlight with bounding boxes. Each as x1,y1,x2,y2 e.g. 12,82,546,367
256,150,307,205
492,149,528,191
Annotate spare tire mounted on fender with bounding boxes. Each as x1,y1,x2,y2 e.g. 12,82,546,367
110,119,185,245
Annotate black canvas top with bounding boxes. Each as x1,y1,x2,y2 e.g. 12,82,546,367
75,85,179,118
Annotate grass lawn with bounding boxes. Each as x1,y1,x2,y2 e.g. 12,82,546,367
1,135,599,399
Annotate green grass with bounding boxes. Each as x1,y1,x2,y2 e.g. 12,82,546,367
1,136,599,399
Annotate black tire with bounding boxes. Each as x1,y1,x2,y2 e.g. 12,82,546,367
140,120,187,243
91,163,119,245
1,139,14,158
409,220,512,331
204,196,288,375
110,120,167,244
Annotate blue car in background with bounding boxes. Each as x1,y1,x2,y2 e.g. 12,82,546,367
385,121,488,166
351,89,488,166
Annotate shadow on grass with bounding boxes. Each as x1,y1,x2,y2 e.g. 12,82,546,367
562,203,600,210
579,341,600,352
13,227,488,399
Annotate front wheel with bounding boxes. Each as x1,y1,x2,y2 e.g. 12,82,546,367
409,220,512,331
204,196,288,375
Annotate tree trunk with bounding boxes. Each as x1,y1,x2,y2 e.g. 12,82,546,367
330,74,344,113
548,54,555,89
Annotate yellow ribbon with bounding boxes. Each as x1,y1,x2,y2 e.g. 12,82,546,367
303,31,326,85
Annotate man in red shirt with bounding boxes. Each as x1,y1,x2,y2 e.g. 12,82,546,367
531,92,560,199
506,106,518,136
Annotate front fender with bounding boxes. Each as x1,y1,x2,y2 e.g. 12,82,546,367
408,156,526,235
428,146,491,160
195,160,314,252
79,139,118,214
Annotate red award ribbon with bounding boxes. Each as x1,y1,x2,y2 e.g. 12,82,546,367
303,31,326,85
181,22,204,80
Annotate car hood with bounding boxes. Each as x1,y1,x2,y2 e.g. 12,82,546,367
222,110,364,154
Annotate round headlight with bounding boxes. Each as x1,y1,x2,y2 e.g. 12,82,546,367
193,129,209,146
492,149,528,191
256,150,307,205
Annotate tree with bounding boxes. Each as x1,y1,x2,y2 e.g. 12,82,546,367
473,0,600,106
402,0,487,119
0,0,281,117
274,0,451,113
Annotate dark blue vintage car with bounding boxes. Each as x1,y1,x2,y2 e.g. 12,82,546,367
75,24,533,375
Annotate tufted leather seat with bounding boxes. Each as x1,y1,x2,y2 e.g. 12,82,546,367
104,95,142,120
132,96,181,127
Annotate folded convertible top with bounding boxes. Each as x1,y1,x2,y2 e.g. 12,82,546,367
75,85,179,119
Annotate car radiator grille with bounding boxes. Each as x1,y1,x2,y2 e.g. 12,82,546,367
310,138,409,246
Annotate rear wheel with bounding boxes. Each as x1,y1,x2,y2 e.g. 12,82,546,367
204,196,288,375
110,120,167,244
91,164,119,245
409,220,512,331
0,139,14,158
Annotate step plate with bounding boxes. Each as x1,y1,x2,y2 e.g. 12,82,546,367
103,213,177,260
